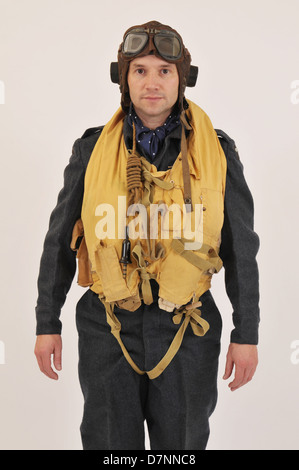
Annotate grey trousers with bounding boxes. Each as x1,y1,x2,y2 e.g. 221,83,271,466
75,280,222,450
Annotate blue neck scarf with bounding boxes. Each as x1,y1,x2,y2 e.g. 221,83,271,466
127,103,181,160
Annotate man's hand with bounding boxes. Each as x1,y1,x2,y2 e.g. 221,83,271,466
223,343,258,392
34,334,62,380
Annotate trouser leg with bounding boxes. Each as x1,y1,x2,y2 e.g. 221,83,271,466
75,289,148,450
143,282,222,450
76,281,222,451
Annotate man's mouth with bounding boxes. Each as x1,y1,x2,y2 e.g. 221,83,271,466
143,96,163,100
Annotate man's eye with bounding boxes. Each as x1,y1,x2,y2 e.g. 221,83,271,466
136,69,144,74
161,69,170,74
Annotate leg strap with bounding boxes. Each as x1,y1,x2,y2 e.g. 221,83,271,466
101,298,210,380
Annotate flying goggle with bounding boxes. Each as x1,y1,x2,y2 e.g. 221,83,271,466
122,28,183,60
110,28,198,87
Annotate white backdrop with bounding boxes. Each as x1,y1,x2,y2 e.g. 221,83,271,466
0,0,299,450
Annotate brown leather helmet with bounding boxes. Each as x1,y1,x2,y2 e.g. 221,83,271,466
110,20,198,114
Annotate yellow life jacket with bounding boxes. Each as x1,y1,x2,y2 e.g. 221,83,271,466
72,99,227,379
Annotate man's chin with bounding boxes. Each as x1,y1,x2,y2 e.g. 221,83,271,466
133,101,175,127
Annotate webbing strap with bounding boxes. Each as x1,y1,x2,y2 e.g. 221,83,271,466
103,300,145,376
171,238,223,273
101,298,210,380
140,157,174,207
180,111,193,212
127,243,156,305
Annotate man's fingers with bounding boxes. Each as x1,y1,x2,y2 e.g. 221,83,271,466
228,365,246,391
35,354,44,375
36,351,59,380
229,365,256,391
223,344,258,391
34,335,62,380
223,354,234,380
43,352,59,380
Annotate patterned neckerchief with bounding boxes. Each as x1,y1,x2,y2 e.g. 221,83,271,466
127,103,181,160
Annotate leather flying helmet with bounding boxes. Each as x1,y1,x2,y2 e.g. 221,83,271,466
110,20,198,114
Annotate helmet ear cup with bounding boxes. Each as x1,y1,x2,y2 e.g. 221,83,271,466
187,65,198,87
110,62,119,84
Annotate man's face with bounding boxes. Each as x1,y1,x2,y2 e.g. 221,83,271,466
127,54,179,128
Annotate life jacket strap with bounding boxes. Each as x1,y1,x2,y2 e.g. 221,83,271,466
140,157,174,207
100,297,209,380
127,242,157,305
171,238,223,273
180,111,193,212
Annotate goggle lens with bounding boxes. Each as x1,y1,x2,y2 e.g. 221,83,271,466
154,34,181,59
123,32,148,55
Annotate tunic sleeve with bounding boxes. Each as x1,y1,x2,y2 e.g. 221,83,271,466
217,130,260,344
35,138,86,335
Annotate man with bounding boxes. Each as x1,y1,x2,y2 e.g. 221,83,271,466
34,21,260,450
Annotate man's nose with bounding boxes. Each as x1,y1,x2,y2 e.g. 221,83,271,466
144,72,160,89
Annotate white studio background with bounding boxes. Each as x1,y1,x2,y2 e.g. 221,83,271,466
0,0,298,451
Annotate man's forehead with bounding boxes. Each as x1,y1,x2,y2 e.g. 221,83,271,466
129,55,175,68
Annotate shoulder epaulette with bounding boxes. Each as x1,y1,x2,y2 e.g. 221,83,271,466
215,128,234,143
215,128,240,160
81,125,104,139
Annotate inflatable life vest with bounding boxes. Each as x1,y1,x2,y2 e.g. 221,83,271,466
71,100,227,379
